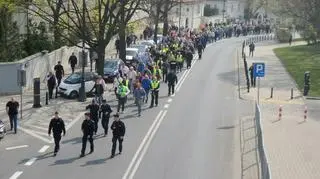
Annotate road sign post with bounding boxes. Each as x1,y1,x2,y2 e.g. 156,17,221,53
253,63,265,104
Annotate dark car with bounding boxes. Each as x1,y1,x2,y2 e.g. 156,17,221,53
103,59,124,83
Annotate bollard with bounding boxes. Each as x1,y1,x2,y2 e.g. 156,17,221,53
46,92,49,105
279,105,283,120
270,87,273,98
290,88,294,99
33,78,41,108
304,106,307,121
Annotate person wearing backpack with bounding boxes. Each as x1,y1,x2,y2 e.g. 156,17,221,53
80,112,95,157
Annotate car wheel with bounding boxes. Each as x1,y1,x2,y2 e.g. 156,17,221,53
69,91,79,99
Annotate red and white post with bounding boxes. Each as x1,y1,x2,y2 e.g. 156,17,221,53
304,106,308,121
279,105,283,120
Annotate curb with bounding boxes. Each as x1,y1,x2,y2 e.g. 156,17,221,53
305,96,320,100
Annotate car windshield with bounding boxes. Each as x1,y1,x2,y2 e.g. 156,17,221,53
65,73,81,84
126,50,137,56
104,61,118,70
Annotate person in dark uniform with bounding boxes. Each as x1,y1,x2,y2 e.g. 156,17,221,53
86,100,100,135
48,111,66,156
185,48,193,69
197,41,203,59
68,53,77,73
54,61,64,87
249,42,255,57
249,64,256,87
46,72,56,99
6,98,19,134
150,76,160,108
166,70,178,96
54,61,64,98
80,112,95,157
110,113,126,158
161,60,169,82
99,100,112,136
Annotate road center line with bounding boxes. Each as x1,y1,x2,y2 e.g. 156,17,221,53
167,98,173,103
128,110,168,179
24,157,37,166
6,145,28,151
122,110,164,179
164,104,170,109
9,171,23,179
38,145,50,153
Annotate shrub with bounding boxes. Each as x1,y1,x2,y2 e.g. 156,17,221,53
275,28,291,43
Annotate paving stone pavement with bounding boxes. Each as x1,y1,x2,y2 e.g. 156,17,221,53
239,41,320,179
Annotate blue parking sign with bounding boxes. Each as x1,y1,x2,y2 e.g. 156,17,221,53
253,63,265,77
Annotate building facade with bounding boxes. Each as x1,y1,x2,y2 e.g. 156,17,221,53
204,0,247,20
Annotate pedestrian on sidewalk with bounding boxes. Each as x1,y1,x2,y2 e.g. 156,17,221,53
128,66,137,93
133,82,146,117
141,74,152,103
94,75,106,105
68,52,77,73
289,34,293,46
86,100,100,135
249,42,255,57
166,70,178,96
80,112,95,157
54,61,64,98
46,72,57,100
6,98,19,134
110,113,126,158
249,64,256,87
48,111,66,156
116,81,130,113
99,99,112,136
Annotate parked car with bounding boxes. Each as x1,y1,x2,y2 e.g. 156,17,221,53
150,34,163,44
131,44,149,54
58,72,97,99
0,120,6,139
103,59,124,83
125,48,139,66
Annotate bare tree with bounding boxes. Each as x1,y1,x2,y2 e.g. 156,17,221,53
23,0,141,75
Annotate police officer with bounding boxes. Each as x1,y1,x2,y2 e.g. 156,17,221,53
86,100,100,135
99,100,112,136
80,112,95,158
110,113,126,158
176,52,183,72
150,76,160,108
48,111,66,156
166,70,178,96
185,48,193,69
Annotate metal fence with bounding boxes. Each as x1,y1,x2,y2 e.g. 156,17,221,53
255,103,271,179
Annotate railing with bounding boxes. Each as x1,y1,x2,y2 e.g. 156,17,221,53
255,103,271,179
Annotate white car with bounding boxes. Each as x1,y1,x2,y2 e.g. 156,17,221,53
125,48,139,65
58,72,97,99
0,120,6,139
139,40,155,47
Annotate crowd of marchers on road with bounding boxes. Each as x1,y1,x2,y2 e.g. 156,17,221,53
3,20,266,158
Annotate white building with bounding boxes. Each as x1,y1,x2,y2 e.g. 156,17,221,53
168,0,205,29
204,0,247,21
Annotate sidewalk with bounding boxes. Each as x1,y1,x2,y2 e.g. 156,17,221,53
240,42,320,179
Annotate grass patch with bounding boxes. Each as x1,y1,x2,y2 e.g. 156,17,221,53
274,45,320,96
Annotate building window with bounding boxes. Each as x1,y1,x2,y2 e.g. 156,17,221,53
186,8,189,12
231,4,234,12
197,4,200,13
176,8,179,15
238,3,240,11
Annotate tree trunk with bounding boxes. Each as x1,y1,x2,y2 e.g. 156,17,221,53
163,0,169,36
53,13,61,49
119,4,126,61
96,42,105,76
154,3,161,44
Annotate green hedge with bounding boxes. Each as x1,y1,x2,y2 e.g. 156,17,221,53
275,28,291,43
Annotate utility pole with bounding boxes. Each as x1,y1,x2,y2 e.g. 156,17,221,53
78,0,86,102
178,0,182,33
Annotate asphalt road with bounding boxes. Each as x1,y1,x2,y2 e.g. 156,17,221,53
0,38,253,179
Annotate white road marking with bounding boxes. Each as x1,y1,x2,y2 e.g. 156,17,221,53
9,171,23,179
128,110,168,179
164,104,170,109
18,126,53,144
175,58,197,90
65,112,84,131
5,145,28,151
38,145,50,153
28,125,48,131
167,98,173,103
122,111,164,179
24,157,37,166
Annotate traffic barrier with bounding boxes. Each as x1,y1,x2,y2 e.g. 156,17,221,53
278,105,282,120
304,106,307,121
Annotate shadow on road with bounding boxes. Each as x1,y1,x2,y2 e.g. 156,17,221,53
50,156,80,166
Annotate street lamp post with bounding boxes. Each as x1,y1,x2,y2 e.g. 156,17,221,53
78,0,86,102
178,0,181,33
